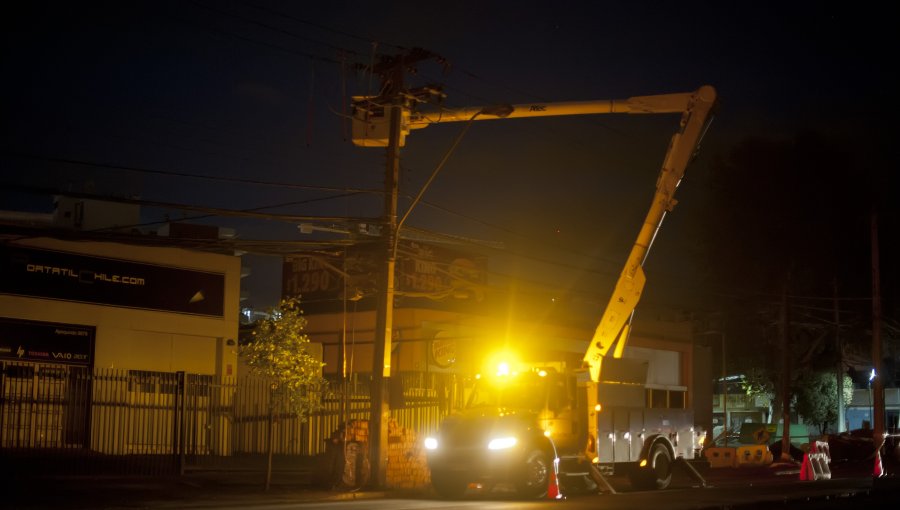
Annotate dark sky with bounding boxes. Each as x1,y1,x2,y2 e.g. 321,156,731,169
2,1,896,315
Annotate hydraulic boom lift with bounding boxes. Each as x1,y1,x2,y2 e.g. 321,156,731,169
352,85,718,497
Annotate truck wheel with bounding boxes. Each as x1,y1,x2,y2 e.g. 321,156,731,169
516,449,551,499
630,442,672,491
430,470,468,499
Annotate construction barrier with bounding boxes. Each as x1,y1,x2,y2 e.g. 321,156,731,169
735,445,773,467
751,426,771,444
799,452,830,481
813,453,831,479
704,447,737,468
810,440,831,462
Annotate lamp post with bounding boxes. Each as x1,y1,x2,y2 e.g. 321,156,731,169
869,368,876,429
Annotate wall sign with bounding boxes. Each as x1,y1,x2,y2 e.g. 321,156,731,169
430,331,457,368
0,244,225,317
0,317,95,366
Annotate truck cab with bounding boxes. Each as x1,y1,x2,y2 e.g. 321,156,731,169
424,367,565,499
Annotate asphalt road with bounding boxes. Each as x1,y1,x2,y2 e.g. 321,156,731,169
6,459,897,510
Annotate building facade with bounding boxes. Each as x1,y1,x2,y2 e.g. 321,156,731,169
1,237,241,376
0,236,241,454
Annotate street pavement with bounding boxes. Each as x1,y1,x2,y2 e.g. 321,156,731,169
6,469,395,509
6,457,898,509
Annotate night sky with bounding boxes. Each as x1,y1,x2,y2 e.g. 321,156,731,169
2,1,897,331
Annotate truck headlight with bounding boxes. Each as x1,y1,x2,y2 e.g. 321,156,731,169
424,437,439,450
487,436,517,450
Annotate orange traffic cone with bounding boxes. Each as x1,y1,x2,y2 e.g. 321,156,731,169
873,449,885,478
547,469,564,500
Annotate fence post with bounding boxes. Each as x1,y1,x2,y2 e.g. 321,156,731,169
180,373,187,476
174,371,186,476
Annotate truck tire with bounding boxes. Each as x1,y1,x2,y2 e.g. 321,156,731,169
430,470,468,499
516,449,551,499
630,442,673,491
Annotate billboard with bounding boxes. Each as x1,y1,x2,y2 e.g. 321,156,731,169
0,244,226,317
283,241,487,305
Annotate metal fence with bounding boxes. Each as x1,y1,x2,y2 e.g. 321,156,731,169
0,362,459,476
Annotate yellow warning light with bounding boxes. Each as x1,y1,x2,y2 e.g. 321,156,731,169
594,404,602,412
538,370,548,377
543,430,551,438
496,362,510,377
639,459,648,468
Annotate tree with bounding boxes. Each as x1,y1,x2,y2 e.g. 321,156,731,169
240,296,327,490
740,367,776,422
794,370,854,435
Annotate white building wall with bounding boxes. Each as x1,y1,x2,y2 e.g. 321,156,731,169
0,237,240,376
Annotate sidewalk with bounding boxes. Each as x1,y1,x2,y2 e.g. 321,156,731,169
7,469,423,509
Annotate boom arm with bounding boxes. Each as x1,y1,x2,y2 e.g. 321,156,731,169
581,86,716,382
351,86,718,382
407,89,712,126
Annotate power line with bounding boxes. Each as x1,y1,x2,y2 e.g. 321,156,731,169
187,0,380,69
4,152,383,195
241,1,408,51
5,150,627,273
159,5,356,67
0,182,377,226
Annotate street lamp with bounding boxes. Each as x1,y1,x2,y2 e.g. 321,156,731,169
869,368,876,429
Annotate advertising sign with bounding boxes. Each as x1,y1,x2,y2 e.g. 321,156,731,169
283,241,487,304
0,317,95,366
0,245,225,317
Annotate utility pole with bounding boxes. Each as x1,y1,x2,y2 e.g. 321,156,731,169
367,48,438,488
833,278,845,433
369,56,403,490
699,330,726,446
721,332,727,447
779,280,792,461
871,211,884,452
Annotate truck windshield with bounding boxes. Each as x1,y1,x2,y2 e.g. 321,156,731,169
466,373,551,410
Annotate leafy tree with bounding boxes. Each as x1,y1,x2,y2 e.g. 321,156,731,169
740,367,776,420
240,296,327,489
794,370,854,435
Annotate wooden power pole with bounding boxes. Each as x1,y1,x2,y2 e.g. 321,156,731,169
368,54,404,490
834,278,845,433
367,48,440,488
780,281,793,461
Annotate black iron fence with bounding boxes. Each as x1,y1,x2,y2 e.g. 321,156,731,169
0,362,460,476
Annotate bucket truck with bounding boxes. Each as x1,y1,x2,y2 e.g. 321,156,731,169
351,85,718,497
